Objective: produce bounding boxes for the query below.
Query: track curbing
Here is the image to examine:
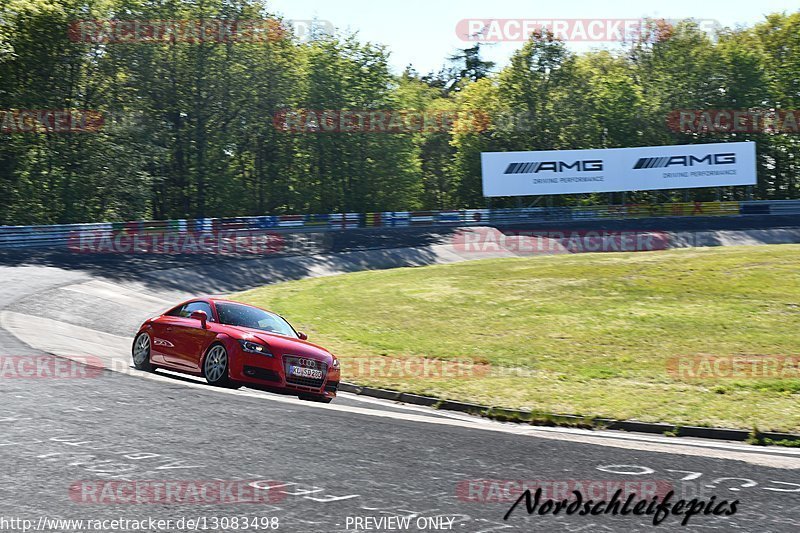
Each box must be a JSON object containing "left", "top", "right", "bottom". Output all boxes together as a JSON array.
[{"left": 340, "top": 382, "right": 800, "bottom": 445}]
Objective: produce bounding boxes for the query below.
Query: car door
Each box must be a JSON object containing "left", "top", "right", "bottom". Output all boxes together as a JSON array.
[
  {"left": 164, "top": 301, "right": 217, "bottom": 372},
  {"left": 149, "top": 305, "right": 186, "bottom": 365}
]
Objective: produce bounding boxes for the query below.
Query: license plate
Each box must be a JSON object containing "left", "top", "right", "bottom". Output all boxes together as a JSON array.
[{"left": 289, "top": 365, "right": 323, "bottom": 380}]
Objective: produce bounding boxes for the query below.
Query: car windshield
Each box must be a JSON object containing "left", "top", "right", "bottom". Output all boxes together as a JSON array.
[{"left": 215, "top": 302, "right": 298, "bottom": 338}]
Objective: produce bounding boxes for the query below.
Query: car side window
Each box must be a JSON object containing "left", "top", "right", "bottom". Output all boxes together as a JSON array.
[
  {"left": 165, "top": 305, "right": 184, "bottom": 317},
  {"left": 183, "top": 301, "right": 215, "bottom": 322}
]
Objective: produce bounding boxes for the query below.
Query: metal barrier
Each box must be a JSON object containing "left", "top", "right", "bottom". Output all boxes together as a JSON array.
[{"left": 1, "top": 200, "right": 799, "bottom": 250}]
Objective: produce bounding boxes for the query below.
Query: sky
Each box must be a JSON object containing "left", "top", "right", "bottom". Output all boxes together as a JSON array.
[{"left": 265, "top": 0, "right": 799, "bottom": 74}]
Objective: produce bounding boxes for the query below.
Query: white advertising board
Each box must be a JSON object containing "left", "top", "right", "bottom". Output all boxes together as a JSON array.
[{"left": 481, "top": 142, "right": 757, "bottom": 197}]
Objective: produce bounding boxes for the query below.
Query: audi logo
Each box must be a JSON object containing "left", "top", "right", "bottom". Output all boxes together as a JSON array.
[{"left": 297, "top": 358, "right": 317, "bottom": 368}]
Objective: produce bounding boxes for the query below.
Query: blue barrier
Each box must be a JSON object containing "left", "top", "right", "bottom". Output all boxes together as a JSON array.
[{"left": 1, "top": 200, "right": 799, "bottom": 250}]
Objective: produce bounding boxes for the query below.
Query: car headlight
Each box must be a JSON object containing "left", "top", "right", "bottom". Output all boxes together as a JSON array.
[
  {"left": 331, "top": 358, "right": 340, "bottom": 369},
  {"left": 238, "top": 339, "right": 273, "bottom": 357}
]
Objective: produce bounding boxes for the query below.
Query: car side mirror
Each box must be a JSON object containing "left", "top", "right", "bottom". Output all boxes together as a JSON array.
[
  {"left": 190, "top": 310, "right": 208, "bottom": 329},
  {"left": 297, "top": 331, "right": 308, "bottom": 341}
]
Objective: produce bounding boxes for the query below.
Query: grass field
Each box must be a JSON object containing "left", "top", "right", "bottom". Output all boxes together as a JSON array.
[{"left": 234, "top": 245, "right": 800, "bottom": 433}]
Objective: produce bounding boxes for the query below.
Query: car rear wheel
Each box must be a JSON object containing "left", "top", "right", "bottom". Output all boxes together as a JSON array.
[
  {"left": 203, "top": 344, "right": 240, "bottom": 388},
  {"left": 132, "top": 332, "right": 153, "bottom": 372}
]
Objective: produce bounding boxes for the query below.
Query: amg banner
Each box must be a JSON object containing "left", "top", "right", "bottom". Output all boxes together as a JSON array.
[{"left": 481, "top": 142, "right": 756, "bottom": 197}]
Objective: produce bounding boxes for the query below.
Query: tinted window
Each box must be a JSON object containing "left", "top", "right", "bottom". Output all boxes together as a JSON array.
[
  {"left": 165, "top": 305, "right": 183, "bottom": 317},
  {"left": 183, "top": 301, "right": 214, "bottom": 321},
  {"left": 167, "top": 301, "right": 214, "bottom": 320},
  {"left": 215, "top": 302, "right": 296, "bottom": 337}
]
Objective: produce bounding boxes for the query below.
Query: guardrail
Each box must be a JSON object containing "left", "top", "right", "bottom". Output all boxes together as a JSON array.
[{"left": 1, "top": 200, "right": 799, "bottom": 250}]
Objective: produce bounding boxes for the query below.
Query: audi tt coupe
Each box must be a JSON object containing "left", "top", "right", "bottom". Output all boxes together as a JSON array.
[{"left": 132, "top": 298, "right": 340, "bottom": 402}]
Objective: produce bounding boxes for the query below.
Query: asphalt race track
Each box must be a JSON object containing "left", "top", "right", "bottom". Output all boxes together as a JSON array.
[{"left": 1, "top": 218, "right": 800, "bottom": 533}]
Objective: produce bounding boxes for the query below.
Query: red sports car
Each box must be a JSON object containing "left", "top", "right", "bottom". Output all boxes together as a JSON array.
[{"left": 132, "top": 298, "right": 340, "bottom": 402}]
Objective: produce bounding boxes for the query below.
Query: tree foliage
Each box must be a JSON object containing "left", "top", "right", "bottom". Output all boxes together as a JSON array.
[{"left": 1, "top": 3, "right": 799, "bottom": 223}]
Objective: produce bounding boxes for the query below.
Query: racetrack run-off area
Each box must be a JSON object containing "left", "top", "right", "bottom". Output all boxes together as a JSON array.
[{"left": 235, "top": 244, "right": 800, "bottom": 433}]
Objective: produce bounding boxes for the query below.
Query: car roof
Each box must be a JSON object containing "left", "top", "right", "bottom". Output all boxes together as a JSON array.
[
  {"left": 196, "top": 298, "right": 274, "bottom": 312},
  {"left": 172, "top": 298, "right": 287, "bottom": 321},
  {"left": 183, "top": 297, "right": 245, "bottom": 304}
]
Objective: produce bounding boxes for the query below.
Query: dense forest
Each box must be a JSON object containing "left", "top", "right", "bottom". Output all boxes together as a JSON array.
[{"left": 1, "top": 1, "right": 799, "bottom": 224}]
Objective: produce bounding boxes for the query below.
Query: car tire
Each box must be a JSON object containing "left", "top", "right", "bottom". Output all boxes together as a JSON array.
[
  {"left": 298, "top": 393, "right": 333, "bottom": 404},
  {"left": 203, "top": 343, "right": 232, "bottom": 387},
  {"left": 132, "top": 332, "right": 153, "bottom": 372}
]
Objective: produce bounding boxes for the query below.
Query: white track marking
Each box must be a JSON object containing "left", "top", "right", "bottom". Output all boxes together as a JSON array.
[{"left": 2, "top": 311, "right": 130, "bottom": 367}]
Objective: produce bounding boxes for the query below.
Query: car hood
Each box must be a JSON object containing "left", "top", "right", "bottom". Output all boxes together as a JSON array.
[{"left": 225, "top": 325, "right": 334, "bottom": 363}]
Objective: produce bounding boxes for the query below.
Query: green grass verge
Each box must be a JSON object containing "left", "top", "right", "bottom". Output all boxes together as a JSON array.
[{"left": 233, "top": 245, "right": 800, "bottom": 433}]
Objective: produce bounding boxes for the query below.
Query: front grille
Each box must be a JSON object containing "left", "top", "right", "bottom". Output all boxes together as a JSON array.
[
  {"left": 287, "top": 375, "right": 326, "bottom": 389},
  {"left": 283, "top": 355, "right": 327, "bottom": 390}
]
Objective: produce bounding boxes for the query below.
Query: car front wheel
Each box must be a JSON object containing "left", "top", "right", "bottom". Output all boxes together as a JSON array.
[{"left": 203, "top": 344, "right": 240, "bottom": 388}]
